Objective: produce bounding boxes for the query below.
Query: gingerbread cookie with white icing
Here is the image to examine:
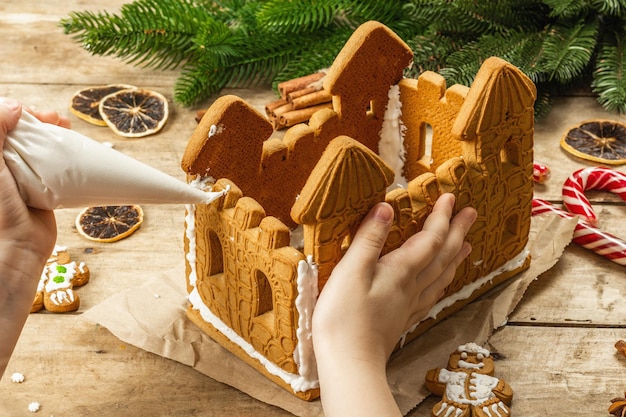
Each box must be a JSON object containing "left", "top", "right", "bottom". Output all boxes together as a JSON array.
[
  {"left": 425, "top": 343, "right": 513, "bottom": 417},
  {"left": 31, "top": 245, "right": 90, "bottom": 313}
]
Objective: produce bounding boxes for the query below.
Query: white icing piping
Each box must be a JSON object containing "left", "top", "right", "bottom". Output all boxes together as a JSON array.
[
  {"left": 293, "top": 256, "right": 319, "bottom": 386},
  {"left": 399, "top": 246, "right": 530, "bottom": 347},
  {"left": 378, "top": 84, "right": 408, "bottom": 189}
]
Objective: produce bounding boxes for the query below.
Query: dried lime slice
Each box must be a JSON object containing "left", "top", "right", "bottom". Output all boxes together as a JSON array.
[
  {"left": 560, "top": 120, "right": 626, "bottom": 165},
  {"left": 69, "top": 84, "right": 136, "bottom": 126},
  {"left": 76, "top": 205, "right": 143, "bottom": 243},
  {"left": 99, "top": 89, "right": 168, "bottom": 137}
]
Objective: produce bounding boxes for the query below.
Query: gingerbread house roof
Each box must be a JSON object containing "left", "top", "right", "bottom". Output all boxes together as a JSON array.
[{"left": 291, "top": 135, "right": 394, "bottom": 223}]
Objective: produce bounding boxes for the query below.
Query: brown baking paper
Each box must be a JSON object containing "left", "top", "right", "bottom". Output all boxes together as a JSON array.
[{"left": 82, "top": 212, "right": 576, "bottom": 417}]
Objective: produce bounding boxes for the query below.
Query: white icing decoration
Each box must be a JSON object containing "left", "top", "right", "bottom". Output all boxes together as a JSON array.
[
  {"left": 399, "top": 246, "right": 530, "bottom": 347},
  {"left": 458, "top": 360, "right": 484, "bottom": 370},
  {"left": 11, "top": 372, "right": 25, "bottom": 383},
  {"left": 378, "top": 84, "right": 408, "bottom": 190},
  {"left": 28, "top": 402, "right": 40, "bottom": 412},
  {"left": 51, "top": 245, "right": 67, "bottom": 257},
  {"left": 50, "top": 289, "right": 75, "bottom": 306},
  {"left": 439, "top": 369, "right": 499, "bottom": 406},
  {"left": 458, "top": 342, "right": 490, "bottom": 357},
  {"left": 293, "top": 256, "right": 319, "bottom": 387},
  {"left": 44, "top": 262, "right": 76, "bottom": 292}
]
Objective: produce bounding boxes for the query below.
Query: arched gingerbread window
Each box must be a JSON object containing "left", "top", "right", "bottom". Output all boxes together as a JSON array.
[
  {"left": 206, "top": 229, "right": 224, "bottom": 276},
  {"left": 254, "top": 270, "right": 273, "bottom": 316}
]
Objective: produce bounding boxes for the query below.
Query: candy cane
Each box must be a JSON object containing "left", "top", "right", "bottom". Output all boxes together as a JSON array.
[
  {"left": 532, "top": 199, "right": 626, "bottom": 266},
  {"left": 533, "top": 161, "right": 551, "bottom": 184},
  {"left": 562, "top": 167, "right": 626, "bottom": 226}
]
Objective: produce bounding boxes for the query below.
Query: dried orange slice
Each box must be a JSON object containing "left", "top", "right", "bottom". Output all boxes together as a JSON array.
[
  {"left": 99, "top": 89, "right": 169, "bottom": 137},
  {"left": 69, "top": 84, "right": 136, "bottom": 126},
  {"left": 76, "top": 205, "right": 144, "bottom": 243},
  {"left": 560, "top": 120, "right": 626, "bottom": 165}
]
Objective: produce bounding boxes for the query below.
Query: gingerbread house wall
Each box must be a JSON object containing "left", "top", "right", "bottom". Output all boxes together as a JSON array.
[
  {"left": 182, "top": 21, "right": 413, "bottom": 229},
  {"left": 188, "top": 179, "right": 306, "bottom": 374}
]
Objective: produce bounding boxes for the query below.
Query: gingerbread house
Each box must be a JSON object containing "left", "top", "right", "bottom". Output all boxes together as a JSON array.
[{"left": 181, "top": 21, "right": 536, "bottom": 400}]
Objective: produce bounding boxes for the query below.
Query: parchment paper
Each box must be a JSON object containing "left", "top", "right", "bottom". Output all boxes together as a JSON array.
[{"left": 82, "top": 212, "right": 577, "bottom": 416}]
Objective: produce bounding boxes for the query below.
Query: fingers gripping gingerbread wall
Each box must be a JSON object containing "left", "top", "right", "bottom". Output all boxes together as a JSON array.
[{"left": 182, "top": 21, "right": 535, "bottom": 400}]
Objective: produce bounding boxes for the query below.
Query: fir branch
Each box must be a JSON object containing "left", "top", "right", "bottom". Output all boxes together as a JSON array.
[
  {"left": 256, "top": 0, "right": 345, "bottom": 34},
  {"left": 592, "top": 31, "right": 626, "bottom": 113},
  {"left": 61, "top": 0, "right": 213, "bottom": 70},
  {"left": 537, "top": 19, "right": 598, "bottom": 83},
  {"left": 595, "top": 0, "right": 626, "bottom": 16},
  {"left": 543, "top": 0, "right": 589, "bottom": 18},
  {"left": 59, "top": 0, "right": 626, "bottom": 114},
  {"left": 272, "top": 28, "right": 353, "bottom": 88},
  {"left": 438, "top": 30, "right": 547, "bottom": 87}
]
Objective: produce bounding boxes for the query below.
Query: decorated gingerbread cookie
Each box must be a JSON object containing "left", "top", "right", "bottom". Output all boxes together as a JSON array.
[
  {"left": 425, "top": 343, "right": 513, "bottom": 417},
  {"left": 31, "top": 245, "right": 90, "bottom": 313}
]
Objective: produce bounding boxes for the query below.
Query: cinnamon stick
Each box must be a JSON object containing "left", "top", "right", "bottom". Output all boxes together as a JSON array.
[
  {"left": 291, "top": 89, "right": 332, "bottom": 110},
  {"left": 265, "top": 98, "right": 288, "bottom": 117},
  {"left": 278, "top": 72, "right": 326, "bottom": 99},
  {"left": 278, "top": 103, "right": 333, "bottom": 128},
  {"left": 195, "top": 109, "right": 207, "bottom": 124},
  {"left": 287, "top": 86, "right": 319, "bottom": 102}
]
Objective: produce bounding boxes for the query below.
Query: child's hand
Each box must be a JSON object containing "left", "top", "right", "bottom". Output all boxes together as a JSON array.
[{"left": 312, "top": 193, "right": 477, "bottom": 417}]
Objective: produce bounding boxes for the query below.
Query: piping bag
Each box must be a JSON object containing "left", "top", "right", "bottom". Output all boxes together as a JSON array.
[{"left": 3, "top": 111, "right": 224, "bottom": 210}]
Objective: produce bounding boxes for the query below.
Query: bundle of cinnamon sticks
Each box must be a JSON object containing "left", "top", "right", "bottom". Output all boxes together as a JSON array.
[{"left": 266, "top": 70, "right": 332, "bottom": 130}]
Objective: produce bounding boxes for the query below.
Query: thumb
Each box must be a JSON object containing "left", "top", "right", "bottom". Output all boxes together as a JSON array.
[
  {"left": 341, "top": 202, "right": 394, "bottom": 269},
  {"left": 0, "top": 98, "right": 22, "bottom": 139}
]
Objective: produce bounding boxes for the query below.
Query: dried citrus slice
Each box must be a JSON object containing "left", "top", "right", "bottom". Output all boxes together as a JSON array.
[
  {"left": 99, "top": 89, "right": 169, "bottom": 137},
  {"left": 560, "top": 120, "right": 626, "bottom": 165},
  {"left": 69, "top": 84, "right": 136, "bottom": 126},
  {"left": 76, "top": 205, "right": 144, "bottom": 243}
]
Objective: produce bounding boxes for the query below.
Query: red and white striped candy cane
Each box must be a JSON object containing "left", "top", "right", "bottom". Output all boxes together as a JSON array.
[
  {"left": 533, "top": 161, "right": 551, "bottom": 184},
  {"left": 532, "top": 199, "right": 626, "bottom": 266},
  {"left": 562, "top": 167, "right": 626, "bottom": 225}
]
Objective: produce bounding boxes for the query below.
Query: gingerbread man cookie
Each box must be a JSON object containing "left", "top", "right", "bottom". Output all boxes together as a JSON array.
[
  {"left": 31, "top": 245, "right": 90, "bottom": 313},
  {"left": 425, "top": 343, "right": 513, "bottom": 417}
]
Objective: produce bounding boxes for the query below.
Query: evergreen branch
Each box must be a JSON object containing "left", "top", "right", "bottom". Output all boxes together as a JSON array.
[
  {"left": 61, "top": 0, "right": 213, "bottom": 70},
  {"left": 272, "top": 28, "right": 353, "bottom": 89},
  {"left": 256, "top": 0, "right": 345, "bottom": 34},
  {"left": 405, "top": 32, "right": 460, "bottom": 75},
  {"left": 60, "top": 0, "right": 626, "bottom": 113},
  {"left": 592, "top": 31, "right": 626, "bottom": 113},
  {"left": 594, "top": 0, "right": 626, "bottom": 16},
  {"left": 438, "top": 30, "right": 547, "bottom": 87},
  {"left": 427, "top": 0, "right": 548, "bottom": 37},
  {"left": 542, "top": 0, "right": 589, "bottom": 18},
  {"left": 537, "top": 18, "right": 598, "bottom": 83}
]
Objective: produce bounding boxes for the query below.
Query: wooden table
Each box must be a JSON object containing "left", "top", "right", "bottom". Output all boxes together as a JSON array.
[{"left": 1, "top": 2, "right": 625, "bottom": 416}]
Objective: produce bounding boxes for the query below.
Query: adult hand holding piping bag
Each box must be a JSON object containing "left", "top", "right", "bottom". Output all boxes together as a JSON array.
[
  {"left": 0, "top": 95, "right": 224, "bottom": 378},
  {"left": 0, "top": 97, "right": 68, "bottom": 377}
]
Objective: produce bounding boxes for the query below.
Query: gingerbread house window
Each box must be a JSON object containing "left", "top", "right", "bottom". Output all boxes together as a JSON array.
[
  {"left": 254, "top": 270, "right": 273, "bottom": 317},
  {"left": 206, "top": 229, "right": 224, "bottom": 276},
  {"left": 500, "top": 134, "right": 522, "bottom": 167},
  {"left": 501, "top": 212, "right": 520, "bottom": 246},
  {"left": 417, "top": 121, "right": 435, "bottom": 170}
]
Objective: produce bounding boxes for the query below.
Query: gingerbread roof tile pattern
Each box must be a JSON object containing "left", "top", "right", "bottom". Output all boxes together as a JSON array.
[{"left": 182, "top": 21, "right": 536, "bottom": 400}]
